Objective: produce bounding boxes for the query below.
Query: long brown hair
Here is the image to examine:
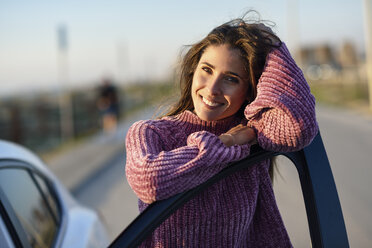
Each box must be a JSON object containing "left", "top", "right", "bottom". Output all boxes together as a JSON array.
[{"left": 166, "top": 14, "right": 281, "bottom": 117}]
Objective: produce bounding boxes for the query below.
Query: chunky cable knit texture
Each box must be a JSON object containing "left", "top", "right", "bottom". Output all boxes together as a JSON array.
[{"left": 125, "top": 43, "right": 318, "bottom": 247}]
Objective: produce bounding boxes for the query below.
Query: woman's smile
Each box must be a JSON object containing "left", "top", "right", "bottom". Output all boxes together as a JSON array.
[{"left": 201, "top": 95, "right": 224, "bottom": 108}]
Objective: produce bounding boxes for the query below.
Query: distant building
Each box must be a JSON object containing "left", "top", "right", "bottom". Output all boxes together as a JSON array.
[
  {"left": 339, "top": 41, "right": 358, "bottom": 68},
  {"left": 297, "top": 41, "right": 363, "bottom": 83},
  {"left": 298, "top": 44, "right": 339, "bottom": 68},
  {"left": 315, "top": 44, "right": 337, "bottom": 66}
]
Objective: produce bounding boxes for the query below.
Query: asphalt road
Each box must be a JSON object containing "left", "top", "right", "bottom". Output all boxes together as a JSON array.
[{"left": 74, "top": 104, "right": 372, "bottom": 247}]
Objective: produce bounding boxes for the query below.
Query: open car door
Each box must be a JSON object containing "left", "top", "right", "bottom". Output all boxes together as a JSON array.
[{"left": 109, "top": 132, "right": 349, "bottom": 248}]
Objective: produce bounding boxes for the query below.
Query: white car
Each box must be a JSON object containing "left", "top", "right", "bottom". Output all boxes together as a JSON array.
[{"left": 0, "top": 140, "right": 109, "bottom": 248}]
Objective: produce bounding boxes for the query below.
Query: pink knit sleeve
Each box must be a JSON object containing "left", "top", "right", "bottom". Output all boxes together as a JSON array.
[
  {"left": 125, "top": 120, "right": 250, "bottom": 204},
  {"left": 244, "top": 43, "right": 318, "bottom": 152}
]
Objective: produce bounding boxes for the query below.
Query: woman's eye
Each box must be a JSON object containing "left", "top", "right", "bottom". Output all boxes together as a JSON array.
[
  {"left": 225, "top": 76, "right": 239, "bottom": 83},
  {"left": 202, "top": 67, "right": 212, "bottom": 74}
]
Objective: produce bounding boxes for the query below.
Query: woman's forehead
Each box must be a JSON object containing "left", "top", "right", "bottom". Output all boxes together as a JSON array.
[{"left": 199, "top": 44, "right": 247, "bottom": 75}]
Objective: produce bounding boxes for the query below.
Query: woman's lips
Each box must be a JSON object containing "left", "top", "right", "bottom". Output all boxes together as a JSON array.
[{"left": 201, "top": 96, "right": 223, "bottom": 108}]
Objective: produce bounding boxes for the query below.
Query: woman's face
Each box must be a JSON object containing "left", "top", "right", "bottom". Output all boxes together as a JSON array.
[{"left": 191, "top": 44, "right": 249, "bottom": 121}]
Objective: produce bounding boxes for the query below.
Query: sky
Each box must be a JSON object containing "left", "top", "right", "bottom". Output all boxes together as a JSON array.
[{"left": 0, "top": 0, "right": 366, "bottom": 96}]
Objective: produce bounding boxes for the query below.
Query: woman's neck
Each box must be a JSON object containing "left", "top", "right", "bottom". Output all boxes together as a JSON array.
[{"left": 171, "top": 110, "right": 245, "bottom": 136}]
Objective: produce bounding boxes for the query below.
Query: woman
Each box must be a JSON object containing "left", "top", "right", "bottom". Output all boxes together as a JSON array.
[{"left": 125, "top": 16, "right": 318, "bottom": 247}]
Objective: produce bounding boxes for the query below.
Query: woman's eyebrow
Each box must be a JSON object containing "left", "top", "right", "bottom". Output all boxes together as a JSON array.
[
  {"left": 200, "top": 61, "right": 243, "bottom": 79},
  {"left": 226, "top": 71, "right": 242, "bottom": 79},
  {"left": 201, "top": 62, "right": 215, "bottom": 69}
]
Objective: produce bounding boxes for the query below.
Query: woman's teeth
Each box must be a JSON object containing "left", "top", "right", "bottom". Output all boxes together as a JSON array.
[{"left": 202, "top": 97, "right": 221, "bottom": 107}]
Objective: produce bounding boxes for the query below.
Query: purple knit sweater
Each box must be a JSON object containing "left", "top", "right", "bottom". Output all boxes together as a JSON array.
[{"left": 125, "top": 43, "right": 318, "bottom": 247}]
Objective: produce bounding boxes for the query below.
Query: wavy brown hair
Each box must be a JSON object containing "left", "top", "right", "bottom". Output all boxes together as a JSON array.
[{"left": 166, "top": 15, "right": 282, "bottom": 117}]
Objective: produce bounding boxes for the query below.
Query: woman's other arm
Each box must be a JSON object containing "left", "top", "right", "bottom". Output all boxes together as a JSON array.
[{"left": 125, "top": 120, "right": 250, "bottom": 204}]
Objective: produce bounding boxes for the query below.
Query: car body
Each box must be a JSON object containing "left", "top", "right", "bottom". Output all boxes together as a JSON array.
[{"left": 0, "top": 140, "right": 109, "bottom": 248}]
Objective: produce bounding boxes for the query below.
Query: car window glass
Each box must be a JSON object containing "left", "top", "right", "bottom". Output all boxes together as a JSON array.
[
  {"left": 0, "top": 168, "right": 57, "bottom": 248},
  {"left": 34, "top": 174, "right": 60, "bottom": 224}
]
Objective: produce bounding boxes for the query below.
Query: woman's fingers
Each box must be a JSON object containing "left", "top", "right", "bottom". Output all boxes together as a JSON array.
[
  {"left": 220, "top": 125, "right": 257, "bottom": 146},
  {"left": 232, "top": 127, "right": 256, "bottom": 145}
]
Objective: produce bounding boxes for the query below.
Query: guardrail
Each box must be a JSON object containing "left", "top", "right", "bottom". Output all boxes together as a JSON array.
[{"left": 110, "top": 132, "right": 349, "bottom": 248}]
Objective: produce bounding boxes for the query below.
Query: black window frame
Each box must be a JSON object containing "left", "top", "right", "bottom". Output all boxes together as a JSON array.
[
  {"left": 0, "top": 159, "right": 63, "bottom": 248},
  {"left": 109, "top": 132, "right": 350, "bottom": 248}
]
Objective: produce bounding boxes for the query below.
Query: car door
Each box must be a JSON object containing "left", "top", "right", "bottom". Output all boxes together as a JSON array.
[
  {"left": 0, "top": 160, "right": 62, "bottom": 248},
  {"left": 109, "top": 132, "right": 350, "bottom": 248}
]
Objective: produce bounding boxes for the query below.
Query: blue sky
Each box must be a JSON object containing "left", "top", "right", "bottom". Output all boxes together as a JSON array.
[{"left": 0, "top": 0, "right": 365, "bottom": 95}]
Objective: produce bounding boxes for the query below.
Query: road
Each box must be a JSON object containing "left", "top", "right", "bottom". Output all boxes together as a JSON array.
[
  {"left": 74, "top": 105, "right": 372, "bottom": 247},
  {"left": 275, "top": 104, "right": 372, "bottom": 247},
  {"left": 72, "top": 108, "right": 155, "bottom": 241}
]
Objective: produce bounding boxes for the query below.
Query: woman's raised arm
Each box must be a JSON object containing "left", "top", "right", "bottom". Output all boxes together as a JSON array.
[{"left": 244, "top": 43, "right": 318, "bottom": 152}]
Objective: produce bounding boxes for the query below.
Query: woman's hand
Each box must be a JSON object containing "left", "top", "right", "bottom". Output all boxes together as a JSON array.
[{"left": 219, "top": 124, "right": 257, "bottom": 147}]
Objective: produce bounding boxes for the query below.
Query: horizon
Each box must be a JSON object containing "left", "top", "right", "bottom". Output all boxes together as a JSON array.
[{"left": 0, "top": 0, "right": 366, "bottom": 96}]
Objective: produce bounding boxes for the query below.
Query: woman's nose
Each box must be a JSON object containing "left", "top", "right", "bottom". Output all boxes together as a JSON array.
[{"left": 207, "top": 76, "right": 222, "bottom": 95}]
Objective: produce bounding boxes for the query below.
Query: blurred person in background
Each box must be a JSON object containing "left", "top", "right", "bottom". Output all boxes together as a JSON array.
[
  {"left": 125, "top": 12, "right": 318, "bottom": 247},
  {"left": 97, "top": 77, "right": 120, "bottom": 132}
]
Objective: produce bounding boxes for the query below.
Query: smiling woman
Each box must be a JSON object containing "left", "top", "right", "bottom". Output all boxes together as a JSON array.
[{"left": 124, "top": 13, "right": 318, "bottom": 247}]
